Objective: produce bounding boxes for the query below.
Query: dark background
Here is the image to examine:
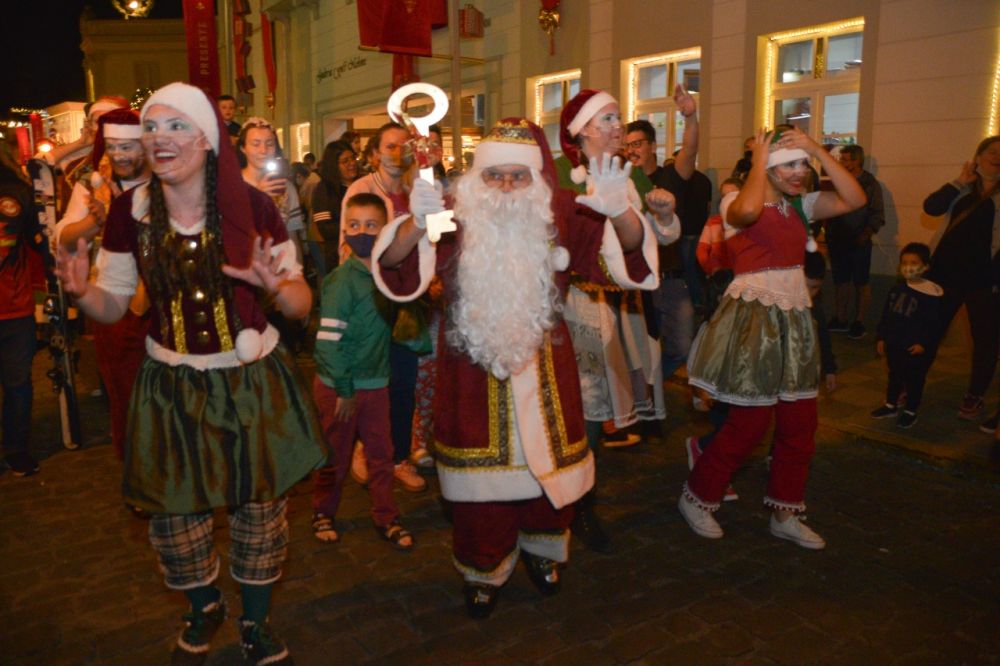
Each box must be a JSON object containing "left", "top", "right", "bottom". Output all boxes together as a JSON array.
[{"left": 2, "top": 0, "right": 184, "bottom": 115}]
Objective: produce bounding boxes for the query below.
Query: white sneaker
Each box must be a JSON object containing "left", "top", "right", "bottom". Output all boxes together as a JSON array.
[
  {"left": 769, "top": 514, "right": 826, "bottom": 550},
  {"left": 678, "top": 496, "right": 723, "bottom": 539}
]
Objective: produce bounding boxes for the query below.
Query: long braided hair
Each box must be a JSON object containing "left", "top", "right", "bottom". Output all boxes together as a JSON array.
[{"left": 143, "top": 150, "right": 235, "bottom": 308}]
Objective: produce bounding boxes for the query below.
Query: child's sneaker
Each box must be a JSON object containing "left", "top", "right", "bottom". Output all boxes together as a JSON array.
[
  {"left": 410, "top": 447, "right": 434, "bottom": 468},
  {"left": 897, "top": 410, "right": 918, "bottom": 429},
  {"left": 394, "top": 460, "right": 427, "bottom": 492},
  {"left": 958, "top": 393, "right": 984, "bottom": 420},
  {"left": 350, "top": 443, "right": 368, "bottom": 485},
  {"left": 171, "top": 599, "right": 226, "bottom": 665},
  {"left": 979, "top": 412, "right": 1000, "bottom": 435},
  {"left": 870, "top": 404, "right": 898, "bottom": 419},
  {"left": 239, "top": 620, "right": 292, "bottom": 666}
]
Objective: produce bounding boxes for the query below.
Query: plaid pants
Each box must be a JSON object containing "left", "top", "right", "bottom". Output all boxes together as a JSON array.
[{"left": 148, "top": 499, "right": 288, "bottom": 589}]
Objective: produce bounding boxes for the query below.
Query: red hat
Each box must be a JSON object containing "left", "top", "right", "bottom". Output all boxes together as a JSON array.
[
  {"left": 88, "top": 96, "right": 129, "bottom": 121},
  {"left": 558, "top": 89, "right": 617, "bottom": 169},
  {"left": 91, "top": 108, "right": 142, "bottom": 170}
]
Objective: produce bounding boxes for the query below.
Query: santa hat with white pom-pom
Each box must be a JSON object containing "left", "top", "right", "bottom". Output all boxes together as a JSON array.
[{"left": 559, "top": 89, "right": 617, "bottom": 185}]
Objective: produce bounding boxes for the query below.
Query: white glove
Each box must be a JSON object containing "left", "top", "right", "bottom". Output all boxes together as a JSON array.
[
  {"left": 409, "top": 178, "right": 445, "bottom": 230},
  {"left": 575, "top": 153, "right": 631, "bottom": 218}
]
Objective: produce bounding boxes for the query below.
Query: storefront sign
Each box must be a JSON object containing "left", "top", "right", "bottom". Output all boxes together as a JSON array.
[{"left": 317, "top": 57, "right": 368, "bottom": 84}]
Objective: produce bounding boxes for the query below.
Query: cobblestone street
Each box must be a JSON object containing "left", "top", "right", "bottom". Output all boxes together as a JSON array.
[{"left": 3, "top": 313, "right": 1000, "bottom": 664}]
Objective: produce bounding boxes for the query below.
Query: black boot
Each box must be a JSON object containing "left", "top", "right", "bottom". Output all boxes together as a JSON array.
[
  {"left": 571, "top": 491, "right": 612, "bottom": 553},
  {"left": 463, "top": 583, "right": 500, "bottom": 619},
  {"left": 522, "top": 552, "right": 561, "bottom": 596}
]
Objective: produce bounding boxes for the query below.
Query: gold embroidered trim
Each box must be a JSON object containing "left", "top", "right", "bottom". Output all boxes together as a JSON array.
[
  {"left": 433, "top": 374, "right": 510, "bottom": 465},
  {"left": 170, "top": 293, "right": 187, "bottom": 353},
  {"left": 213, "top": 297, "right": 233, "bottom": 351}
]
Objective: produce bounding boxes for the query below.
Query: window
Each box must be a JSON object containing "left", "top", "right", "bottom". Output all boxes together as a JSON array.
[
  {"left": 291, "top": 122, "right": 311, "bottom": 162},
  {"left": 760, "top": 18, "right": 864, "bottom": 145},
  {"left": 622, "top": 48, "right": 702, "bottom": 164},
  {"left": 528, "top": 69, "right": 581, "bottom": 158}
]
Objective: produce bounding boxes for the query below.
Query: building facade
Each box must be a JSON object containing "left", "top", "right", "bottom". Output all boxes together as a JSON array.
[{"left": 220, "top": 0, "right": 999, "bottom": 275}]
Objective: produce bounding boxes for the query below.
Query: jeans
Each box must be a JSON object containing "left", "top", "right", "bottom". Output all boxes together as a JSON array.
[
  {"left": 650, "top": 278, "right": 694, "bottom": 379},
  {"left": 0, "top": 316, "right": 35, "bottom": 456},
  {"left": 679, "top": 235, "right": 706, "bottom": 308}
]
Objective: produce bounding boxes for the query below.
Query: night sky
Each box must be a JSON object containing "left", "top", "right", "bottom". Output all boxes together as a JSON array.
[{"left": 2, "top": 0, "right": 184, "bottom": 115}]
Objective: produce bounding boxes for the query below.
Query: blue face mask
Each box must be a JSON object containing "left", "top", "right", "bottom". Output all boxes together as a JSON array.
[{"left": 345, "top": 232, "right": 377, "bottom": 258}]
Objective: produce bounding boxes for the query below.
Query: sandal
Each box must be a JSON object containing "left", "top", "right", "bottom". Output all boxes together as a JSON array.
[
  {"left": 375, "top": 520, "right": 414, "bottom": 551},
  {"left": 312, "top": 512, "right": 339, "bottom": 543}
]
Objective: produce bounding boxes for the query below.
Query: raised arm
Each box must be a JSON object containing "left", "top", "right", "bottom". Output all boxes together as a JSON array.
[
  {"left": 726, "top": 129, "right": 773, "bottom": 228},
  {"left": 672, "top": 84, "right": 699, "bottom": 181},
  {"left": 779, "top": 129, "right": 866, "bottom": 220}
]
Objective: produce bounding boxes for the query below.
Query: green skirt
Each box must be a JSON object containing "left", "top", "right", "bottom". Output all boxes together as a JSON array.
[
  {"left": 122, "top": 344, "right": 326, "bottom": 514},
  {"left": 687, "top": 295, "right": 819, "bottom": 406}
]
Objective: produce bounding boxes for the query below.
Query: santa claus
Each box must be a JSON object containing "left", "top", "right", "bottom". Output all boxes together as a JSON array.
[{"left": 373, "top": 118, "right": 664, "bottom": 618}]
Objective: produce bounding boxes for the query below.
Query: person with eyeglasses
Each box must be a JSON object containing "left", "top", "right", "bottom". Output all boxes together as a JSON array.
[
  {"left": 373, "top": 117, "right": 660, "bottom": 618},
  {"left": 553, "top": 89, "right": 680, "bottom": 553}
]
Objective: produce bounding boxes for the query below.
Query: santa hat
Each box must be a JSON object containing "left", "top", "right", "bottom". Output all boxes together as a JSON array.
[
  {"left": 141, "top": 82, "right": 221, "bottom": 153},
  {"left": 559, "top": 89, "right": 617, "bottom": 182},
  {"left": 140, "top": 82, "right": 262, "bottom": 362},
  {"left": 91, "top": 108, "right": 142, "bottom": 170},
  {"left": 477, "top": 117, "right": 559, "bottom": 194},
  {"left": 88, "top": 96, "right": 129, "bottom": 120},
  {"left": 767, "top": 129, "right": 809, "bottom": 169},
  {"left": 474, "top": 119, "right": 544, "bottom": 172}
]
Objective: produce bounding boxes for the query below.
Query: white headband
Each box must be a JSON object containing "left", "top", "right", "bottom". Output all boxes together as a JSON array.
[
  {"left": 103, "top": 123, "right": 143, "bottom": 140},
  {"left": 767, "top": 147, "right": 809, "bottom": 169},
  {"left": 567, "top": 91, "right": 618, "bottom": 137},
  {"left": 141, "top": 82, "right": 220, "bottom": 154}
]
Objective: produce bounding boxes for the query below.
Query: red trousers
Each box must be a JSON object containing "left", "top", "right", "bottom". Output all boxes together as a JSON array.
[
  {"left": 312, "top": 378, "right": 398, "bottom": 527},
  {"left": 686, "top": 399, "right": 817, "bottom": 513},
  {"left": 451, "top": 496, "right": 574, "bottom": 585},
  {"left": 93, "top": 311, "right": 149, "bottom": 460}
]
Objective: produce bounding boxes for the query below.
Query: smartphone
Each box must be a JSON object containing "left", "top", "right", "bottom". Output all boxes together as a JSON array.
[{"left": 264, "top": 157, "right": 289, "bottom": 179}]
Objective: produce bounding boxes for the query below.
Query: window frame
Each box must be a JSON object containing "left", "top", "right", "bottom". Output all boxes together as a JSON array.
[
  {"left": 622, "top": 48, "right": 702, "bottom": 162},
  {"left": 527, "top": 69, "right": 581, "bottom": 158},
  {"left": 758, "top": 18, "right": 865, "bottom": 145}
]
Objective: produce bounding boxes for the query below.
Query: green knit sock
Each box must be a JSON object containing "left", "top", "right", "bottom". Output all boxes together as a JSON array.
[
  {"left": 240, "top": 583, "right": 273, "bottom": 624},
  {"left": 185, "top": 585, "right": 221, "bottom": 613}
]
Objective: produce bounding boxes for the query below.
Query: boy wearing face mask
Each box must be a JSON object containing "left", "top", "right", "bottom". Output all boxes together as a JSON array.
[
  {"left": 871, "top": 243, "right": 942, "bottom": 428},
  {"left": 311, "top": 193, "right": 415, "bottom": 550}
]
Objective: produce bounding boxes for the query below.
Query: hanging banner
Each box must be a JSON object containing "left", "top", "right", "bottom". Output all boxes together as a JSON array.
[
  {"left": 260, "top": 8, "right": 277, "bottom": 110},
  {"left": 357, "top": 0, "right": 447, "bottom": 57},
  {"left": 183, "top": 0, "right": 221, "bottom": 97}
]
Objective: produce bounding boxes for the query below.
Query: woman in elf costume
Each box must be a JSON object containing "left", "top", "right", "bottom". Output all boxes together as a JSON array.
[{"left": 678, "top": 128, "right": 864, "bottom": 549}]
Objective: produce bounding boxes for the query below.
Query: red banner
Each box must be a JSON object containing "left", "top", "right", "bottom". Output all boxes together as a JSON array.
[
  {"left": 261, "top": 9, "right": 277, "bottom": 108},
  {"left": 358, "top": 0, "right": 447, "bottom": 57},
  {"left": 183, "top": 0, "right": 221, "bottom": 98}
]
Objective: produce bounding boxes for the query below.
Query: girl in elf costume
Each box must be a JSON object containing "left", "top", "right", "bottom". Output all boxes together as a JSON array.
[{"left": 678, "top": 127, "right": 864, "bottom": 549}]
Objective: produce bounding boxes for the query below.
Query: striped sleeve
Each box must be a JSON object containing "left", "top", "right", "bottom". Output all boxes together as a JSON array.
[{"left": 314, "top": 272, "right": 357, "bottom": 397}]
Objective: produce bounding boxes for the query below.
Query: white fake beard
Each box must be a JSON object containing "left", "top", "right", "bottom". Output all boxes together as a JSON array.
[{"left": 448, "top": 169, "right": 561, "bottom": 379}]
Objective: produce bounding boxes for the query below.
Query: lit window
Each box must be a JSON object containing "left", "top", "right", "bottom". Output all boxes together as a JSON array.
[
  {"left": 759, "top": 18, "right": 864, "bottom": 145},
  {"left": 529, "top": 69, "right": 581, "bottom": 157},
  {"left": 623, "top": 48, "right": 701, "bottom": 164}
]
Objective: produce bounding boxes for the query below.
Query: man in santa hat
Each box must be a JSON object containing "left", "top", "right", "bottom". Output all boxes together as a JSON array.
[
  {"left": 373, "top": 118, "right": 669, "bottom": 618},
  {"left": 55, "top": 108, "right": 152, "bottom": 471},
  {"left": 554, "top": 89, "right": 681, "bottom": 551}
]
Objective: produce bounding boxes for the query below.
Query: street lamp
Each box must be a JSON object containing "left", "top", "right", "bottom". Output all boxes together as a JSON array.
[{"left": 112, "top": 0, "right": 154, "bottom": 19}]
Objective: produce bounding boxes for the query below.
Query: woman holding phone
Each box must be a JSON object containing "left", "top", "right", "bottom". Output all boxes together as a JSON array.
[{"left": 239, "top": 118, "right": 305, "bottom": 263}]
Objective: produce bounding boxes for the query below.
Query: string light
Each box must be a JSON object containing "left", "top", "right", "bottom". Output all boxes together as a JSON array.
[
  {"left": 988, "top": 33, "right": 1000, "bottom": 136},
  {"left": 624, "top": 48, "right": 701, "bottom": 121},
  {"left": 759, "top": 18, "right": 865, "bottom": 130},
  {"left": 531, "top": 69, "right": 581, "bottom": 125}
]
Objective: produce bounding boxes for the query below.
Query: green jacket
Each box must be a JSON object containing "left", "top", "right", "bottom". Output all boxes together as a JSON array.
[{"left": 314, "top": 255, "right": 393, "bottom": 397}]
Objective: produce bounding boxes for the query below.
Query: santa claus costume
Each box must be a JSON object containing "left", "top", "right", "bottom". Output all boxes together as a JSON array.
[{"left": 372, "top": 118, "right": 658, "bottom": 617}]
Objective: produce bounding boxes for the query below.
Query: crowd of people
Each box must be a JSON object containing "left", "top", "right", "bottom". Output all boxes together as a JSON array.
[{"left": 0, "top": 80, "right": 997, "bottom": 665}]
